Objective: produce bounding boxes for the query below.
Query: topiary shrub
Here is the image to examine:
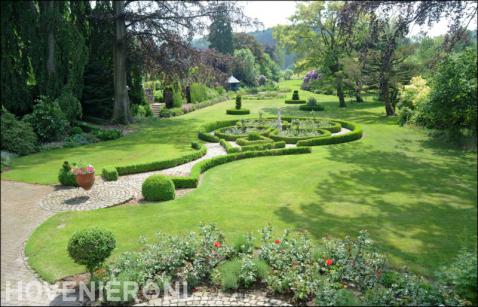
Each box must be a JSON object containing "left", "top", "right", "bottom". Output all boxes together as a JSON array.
[
  {"left": 292, "top": 90, "right": 300, "bottom": 100},
  {"left": 102, "top": 167, "right": 118, "bottom": 181},
  {"left": 23, "top": 95, "right": 69, "bottom": 142},
  {"left": 235, "top": 95, "right": 242, "bottom": 110},
  {"left": 55, "top": 89, "right": 83, "bottom": 122},
  {"left": 142, "top": 174, "right": 175, "bottom": 201},
  {"left": 58, "top": 161, "right": 78, "bottom": 186},
  {"left": 1, "top": 107, "right": 38, "bottom": 155},
  {"left": 67, "top": 227, "right": 116, "bottom": 277}
]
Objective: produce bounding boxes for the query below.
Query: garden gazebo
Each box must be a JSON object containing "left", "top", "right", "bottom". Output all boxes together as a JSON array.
[{"left": 227, "top": 75, "right": 240, "bottom": 91}]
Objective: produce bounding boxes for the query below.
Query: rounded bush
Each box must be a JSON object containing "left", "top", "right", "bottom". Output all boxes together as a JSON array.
[
  {"left": 1, "top": 108, "right": 38, "bottom": 155},
  {"left": 55, "top": 90, "right": 82, "bottom": 122},
  {"left": 102, "top": 167, "right": 118, "bottom": 181},
  {"left": 67, "top": 227, "right": 116, "bottom": 274},
  {"left": 58, "top": 161, "right": 78, "bottom": 186},
  {"left": 142, "top": 174, "right": 175, "bottom": 201},
  {"left": 226, "top": 109, "right": 250, "bottom": 115}
]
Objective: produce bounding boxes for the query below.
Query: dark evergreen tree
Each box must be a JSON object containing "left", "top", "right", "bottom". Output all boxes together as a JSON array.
[
  {"left": 208, "top": 3, "right": 234, "bottom": 55},
  {"left": 0, "top": 1, "right": 38, "bottom": 115}
]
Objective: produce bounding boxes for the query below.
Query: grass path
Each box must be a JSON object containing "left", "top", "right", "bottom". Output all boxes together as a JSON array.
[{"left": 19, "top": 81, "right": 478, "bottom": 283}]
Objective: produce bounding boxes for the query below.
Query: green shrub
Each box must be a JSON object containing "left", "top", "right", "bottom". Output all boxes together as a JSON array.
[
  {"left": 159, "top": 107, "right": 184, "bottom": 118},
  {"left": 67, "top": 227, "right": 116, "bottom": 276},
  {"left": 219, "top": 139, "right": 242, "bottom": 154},
  {"left": 232, "top": 234, "right": 255, "bottom": 255},
  {"left": 172, "top": 85, "right": 183, "bottom": 108},
  {"left": 104, "top": 271, "right": 137, "bottom": 303},
  {"left": 58, "top": 161, "right": 78, "bottom": 186},
  {"left": 437, "top": 249, "right": 477, "bottom": 304},
  {"left": 213, "top": 256, "right": 270, "bottom": 291},
  {"left": 236, "top": 135, "right": 273, "bottom": 146},
  {"left": 70, "top": 126, "right": 84, "bottom": 135},
  {"left": 190, "top": 83, "right": 209, "bottom": 103},
  {"left": 235, "top": 95, "right": 242, "bottom": 110},
  {"left": 95, "top": 129, "right": 122, "bottom": 141},
  {"left": 24, "top": 96, "right": 69, "bottom": 142},
  {"left": 226, "top": 109, "right": 250, "bottom": 115},
  {"left": 292, "top": 90, "right": 300, "bottom": 100},
  {"left": 115, "top": 142, "right": 207, "bottom": 175},
  {"left": 1, "top": 108, "right": 38, "bottom": 155},
  {"left": 142, "top": 174, "right": 175, "bottom": 201},
  {"left": 102, "top": 167, "right": 118, "bottom": 181},
  {"left": 214, "top": 258, "right": 241, "bottom": 291},
  {"left": 398, "top": 107, "right": 414, "bottom": 126},
  {"left": 55, "top": 89, "right": 82, "bottom": 122},
  {"left": 1, "top": 151, "right": 17, "bottom": 171},
  {"left": 285, "top": 99, "right": 306, "bottom": 104},
  {"left": 398, "top": 76, "right": 430, "bottom": 110}
]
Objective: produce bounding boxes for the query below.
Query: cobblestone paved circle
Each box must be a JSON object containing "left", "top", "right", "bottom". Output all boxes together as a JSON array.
[
  {"left": 136, "top": 290, "right": 291, "bottom": 306},
  {"left": 39, "top": 182, "right": 134, "bottom": 212}
]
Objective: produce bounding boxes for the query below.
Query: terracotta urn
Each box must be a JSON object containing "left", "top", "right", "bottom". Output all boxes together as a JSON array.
[{"left": 75, "top": 172, "right": 95, "bottom": 190}]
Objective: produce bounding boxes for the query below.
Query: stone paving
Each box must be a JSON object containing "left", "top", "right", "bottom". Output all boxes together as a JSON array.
[{"left": 136, "top": 290, "right": 291, "bottom": 306}]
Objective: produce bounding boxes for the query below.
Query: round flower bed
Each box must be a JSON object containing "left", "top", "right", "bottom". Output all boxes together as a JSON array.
[
  {"left": 226, "top": 109, "right": 250, "bottom": 115},
  {"left": 268, "top": 128, "right": 331, "bottom": 144},
  {"left": 142, "top": 174, "right": 175, "bottom": 201},
  {"left": 214, "top": 126, "right": 272, "bottom": 141}
]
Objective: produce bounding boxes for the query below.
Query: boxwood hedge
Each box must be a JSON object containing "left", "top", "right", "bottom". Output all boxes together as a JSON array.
[
  {"left": 226, "top": 109, "right": 250, "bottom": 115},
  {"left": 297, "top": 120, "right": 363, "bottom": 146},
  {"left": 102, "top": 167, "right": 118, "bottom": 181},
  {"left": 197, "top": 120, "right": 240, "bottom": 143},
  {"left": 236, "top": 135, "right": 273, "bottom": 146},
  {"left": 299, "top": 104, "right": 325, "bottom": 111},
  {"left": 115, "top": 142, "right": 207, "bottom": 175}
]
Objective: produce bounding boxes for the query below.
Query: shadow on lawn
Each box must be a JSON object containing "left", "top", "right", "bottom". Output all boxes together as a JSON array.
[{"left": 274, "top": 142, "right": 477, "bottom": 275}]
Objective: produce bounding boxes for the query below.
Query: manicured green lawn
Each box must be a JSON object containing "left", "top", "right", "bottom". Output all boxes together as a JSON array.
[{"left": 22, "top": 82, "right": 477, "bottom": 283}]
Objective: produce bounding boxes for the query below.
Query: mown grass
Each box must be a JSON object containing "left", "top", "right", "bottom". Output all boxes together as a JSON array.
[{"left": 21, "top": 81, "right": 477, "bottom": 283}]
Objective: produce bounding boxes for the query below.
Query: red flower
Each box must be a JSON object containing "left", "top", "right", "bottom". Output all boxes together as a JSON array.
[
  {"left": 213, "top": 241, "right": 221, "bottom": 248},
  {"left": 326, "top": 259, "right": 333, "bottom": 266},
  {"left": 274, "top": 239, "right": 281, "bottom": 244}
]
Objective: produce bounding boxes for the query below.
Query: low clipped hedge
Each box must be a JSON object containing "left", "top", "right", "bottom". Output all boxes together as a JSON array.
[
  {"left": 102, "top": 167, "right": 118, "bottom": 181},
  {"left": 268, "top": 129, "right": 332, "bottom": 144},
  {"left": 197, "top": 120, "right": 240, "bottom": 143},
  {"left": 299, "top": 104, "right": 325, "bottom": 111},
  {"left": 297, "top": 120, "right": 363, "bottom": 146},
  {"left": 170, "top": 147, "right": 311, "bottom": 189},
  {"left": 236, "top": 135, "right": 273, "bottom": 146},
  {"left": 285, "top": 99, "right": 306, "bottom": 104},
  {"left": 219, "top": 139, "right": 241, "bottom": 154},
  {"left": 115, "top": 142, "right": 207, "bottom": 175},
  {"left": 241, "top": 141, "right": 285, "bottom": 152},
  {"left": 142, "top": 174, "right": 175, "bottom": 201},
  {"left": 226, "top": 109, "right": 250, "bottom": 115},
  {"left": 214, "top": 127, "right": 272, "bottom": 142}
]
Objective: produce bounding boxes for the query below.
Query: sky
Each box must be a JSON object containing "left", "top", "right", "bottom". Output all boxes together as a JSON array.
[{"left": 240, "top": 1, "right": 477, "bottom": 37}]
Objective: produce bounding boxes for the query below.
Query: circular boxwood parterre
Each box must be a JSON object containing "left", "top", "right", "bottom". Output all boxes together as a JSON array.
[
  {"left": 268, "top": 128, "right": 332, "bottom": 144},
  {"left": 142, "top": 174, "right": 176, "bottom": 201},
  {"left": 226, "top": 109, "right": 250, "bottom": 115}
]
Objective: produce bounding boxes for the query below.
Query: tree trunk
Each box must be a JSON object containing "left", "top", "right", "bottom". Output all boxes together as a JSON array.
[
  {"left": 164, "top": 87, "right": 173, "bottom": 108},
  {"left": 112, "top": 0, "right": 132, "bottom": 124},
  {"left": 336, "top": 80, "right": 346, "bottom": 108},
  {"left": 355, "top": 82, "right": 363, "bottom": 103}
]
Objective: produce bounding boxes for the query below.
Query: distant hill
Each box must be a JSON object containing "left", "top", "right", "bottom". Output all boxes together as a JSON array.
[{"left": 191, "top": 28, "right": 296, "bottom": 69}]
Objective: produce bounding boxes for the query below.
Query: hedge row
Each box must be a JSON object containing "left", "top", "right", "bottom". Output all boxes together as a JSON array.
[
  {"left": 169, "top": 146, "right": 312, "bottom": 189},
  {"left": 219, "top": 138, "right": 241, "bottom": 154},
  {"left": 197, "top": 120, "right": 240, "bottom": 143},
  {"left": 214, "top": 127, "right": 272, "bottom": 142},
  {"left": 115, "top": 142, "right": 207, "bottom": 175},
  {"left": 236, "top": 135, "right": 273, "bottom": 146},
  {"left": 102, "top": 167, "right": 118, "bottom": 181},
  {"left": 268, "top": 129, "right": 332, "bottom": 144},
  {"left": 299, "top": 104, "right": 325, "bottom": 111},
  {"left": 241, "top": 141, "right": 285, "bottom": 152},
  {"left": 226, "top": 109, "right": 250, "bottom": 115},
  {"left": 297, "top": 120, "right": 363, "bottom": 146},
  {"left": 285, "top": 99, "right": 306, "bottom": 104}
]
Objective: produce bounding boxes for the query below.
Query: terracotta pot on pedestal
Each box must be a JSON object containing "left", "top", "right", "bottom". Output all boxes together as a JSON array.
[{"left": 75, "top": 173, "right": 95, "bottom": 190}]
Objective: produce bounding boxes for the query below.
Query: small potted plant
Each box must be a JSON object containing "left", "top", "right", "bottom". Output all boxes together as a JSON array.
[{"left": 72, "top": 163, "right": 96, "bottom": 190}]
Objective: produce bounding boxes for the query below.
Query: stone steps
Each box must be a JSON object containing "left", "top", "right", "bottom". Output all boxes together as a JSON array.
[{"left": 150, "top": 103, "right": 164, "bottom": 117}]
